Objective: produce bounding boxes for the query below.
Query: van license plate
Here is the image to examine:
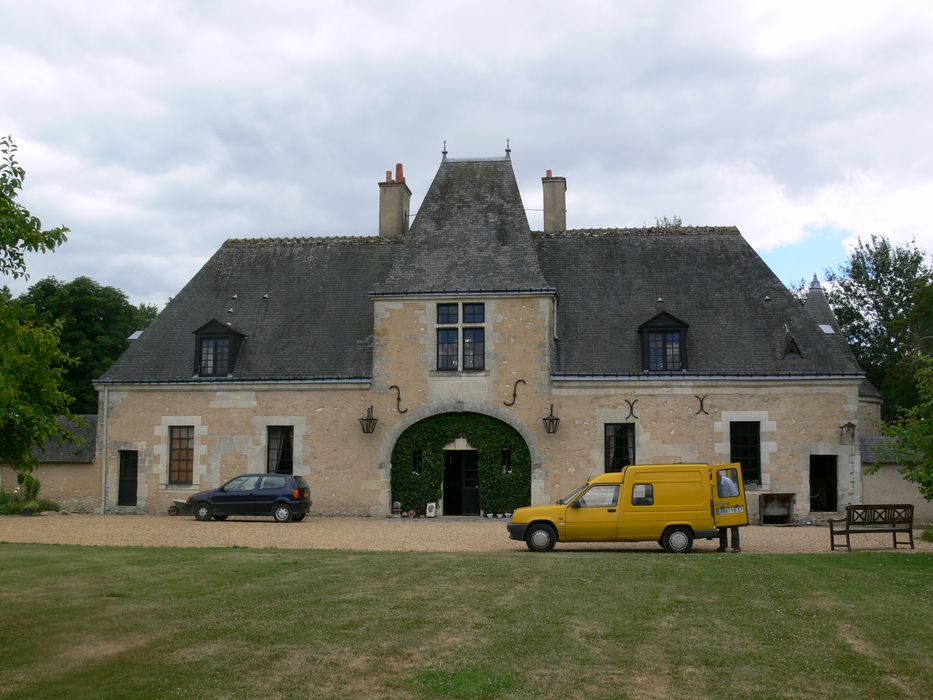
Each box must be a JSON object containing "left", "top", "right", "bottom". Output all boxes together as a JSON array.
[{"left": 717, "top": 506, "right": 744, "bottom": 515}]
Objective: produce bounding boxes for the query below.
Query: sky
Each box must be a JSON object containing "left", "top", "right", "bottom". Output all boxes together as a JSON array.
[{"left": 2, "top": 0, "right": 932, "bottom": 308}]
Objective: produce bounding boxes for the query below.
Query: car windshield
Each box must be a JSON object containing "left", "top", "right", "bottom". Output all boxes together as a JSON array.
[{"left": 558, "top": 483, "right": 588, "bottom": 505}]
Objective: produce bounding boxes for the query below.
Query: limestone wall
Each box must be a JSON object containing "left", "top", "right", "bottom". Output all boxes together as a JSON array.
[
  {"left": 98, "top": 295, "right": 868, "bottom": 520},
  {"left": 862, "top": 464, "right": 933, "bottom": 524},
  {"left": 0, "top": 463, "right": 99, "bottom": 512}
]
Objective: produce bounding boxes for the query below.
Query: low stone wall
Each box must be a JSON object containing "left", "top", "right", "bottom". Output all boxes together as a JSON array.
[
  {"left": 0, "top": 463, "right": 99, "bottom": 513},
  {"left": 862, "top": 464, "right": 933, "bottom": 524}
]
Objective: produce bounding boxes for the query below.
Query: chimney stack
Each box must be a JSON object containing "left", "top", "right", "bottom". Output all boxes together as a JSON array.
[
  {"left": 378, "top": 162, "right": 411, "bottom": 238},
  {"left": 542, "top": 169, "right": 567, "bottom": 233}
]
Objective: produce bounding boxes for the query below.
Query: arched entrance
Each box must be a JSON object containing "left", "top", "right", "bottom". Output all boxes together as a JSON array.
[{"left": 390, "top": 412, "right": 532, "bottom": 516}]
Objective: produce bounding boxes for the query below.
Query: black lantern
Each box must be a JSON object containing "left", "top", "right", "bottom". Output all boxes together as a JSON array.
[
  {"left": 359, "top": 405, "right": 378, "bottom": 434},
  {"left": 542, "top": 404, "right": 560, "bottom": 434}
]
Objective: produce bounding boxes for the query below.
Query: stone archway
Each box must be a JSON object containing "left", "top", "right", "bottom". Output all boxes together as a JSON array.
[{"left": 387, "top": 411, "right": 533, "bottom": 517}]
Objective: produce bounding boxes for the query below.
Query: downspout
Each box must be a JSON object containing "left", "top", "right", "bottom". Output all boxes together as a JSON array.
[{"left": 99, "top": 386, "right": 108, "bottom": 514}]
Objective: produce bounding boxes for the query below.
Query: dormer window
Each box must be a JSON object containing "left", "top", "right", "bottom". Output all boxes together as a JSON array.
[
  {"left": 200, "top": 337, "right": 230, "bottom": 375},
  {"left": 193, "top": 320, "right": 245, "bottom": 377},
  {"left": 638, "top": 312, "right": 688, "bottom": 372}
]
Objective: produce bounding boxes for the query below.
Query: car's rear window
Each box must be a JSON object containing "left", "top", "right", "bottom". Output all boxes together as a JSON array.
[
  {"left": 260, "top": 475, "right": 287, "bottom": 490},
  {"left": 294, "top": 476, "right": 310, "bottom": 490}
]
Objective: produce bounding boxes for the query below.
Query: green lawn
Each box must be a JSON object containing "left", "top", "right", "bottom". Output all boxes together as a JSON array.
[{"left": 0, "top": 545, "right": 931, "bottom": 699}]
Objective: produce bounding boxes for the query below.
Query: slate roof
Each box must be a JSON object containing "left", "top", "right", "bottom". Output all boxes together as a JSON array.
[
  {"left": 99, "top": 237, "right": 399, "bottom": 382},
  {"left": 861, "top": 436, "right": 896, "bottom": 463},
  {"left": 99, "top": 156, "right": 862, "bottom": 383},
  {"left": 374, "top": 158, "right": 551, "bottom": 295},
  {"left": 534, "top": 228, "right": 861, "bottom": 376},
  {"left": 33, "top": 415, "right": 97, "bottom": 463}
]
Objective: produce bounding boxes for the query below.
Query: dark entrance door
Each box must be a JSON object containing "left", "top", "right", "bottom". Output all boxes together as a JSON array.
[
  {"left": 444, "top": 451, "right": 480, "bottom": 516},
  {"left": 810, "top": 455, "right": 838, "bottom": 512},
  {"left": 117, "top": 450, "right": 138, "bottom": 506}
]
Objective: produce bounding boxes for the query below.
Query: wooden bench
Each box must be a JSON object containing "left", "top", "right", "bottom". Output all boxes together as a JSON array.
[{"left": 829, "top": 504, "right": 915, "bottom": 551}]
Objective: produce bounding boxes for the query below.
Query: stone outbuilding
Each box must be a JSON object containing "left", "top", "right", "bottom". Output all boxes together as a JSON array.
[
  {"left": 94, "top": 151, "right": 894, "bottom": 522},
  {"left": 0, "top": 414, "right": 99, "bottom": 512}
]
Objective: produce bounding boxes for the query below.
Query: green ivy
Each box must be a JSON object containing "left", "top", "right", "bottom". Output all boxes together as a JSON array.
[{"left": 390, "top": 413, "right": 531, "bottom": 515}]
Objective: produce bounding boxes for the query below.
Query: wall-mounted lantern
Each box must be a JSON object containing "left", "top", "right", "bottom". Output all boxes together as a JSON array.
[
  {"left": 838, "top": 421, "right": 856, "bottom": 444},
  {"left": 542, "top": 404, "right": 560, "bottom": 434},
  {"left": 359, "top": 406, "right": 378, "bottom": 434}
]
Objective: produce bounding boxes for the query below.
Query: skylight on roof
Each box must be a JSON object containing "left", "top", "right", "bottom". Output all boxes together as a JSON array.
[{"left": 819, "top": 324, "right": 835, "bottom": 334}]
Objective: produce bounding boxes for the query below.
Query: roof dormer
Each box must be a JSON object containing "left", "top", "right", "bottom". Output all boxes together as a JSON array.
[
  {"left": 638, "top": 311, "right": 689, "bottom": 372},
  {"left": 193, "top": 320, "right": 246, "bottom": 377}
]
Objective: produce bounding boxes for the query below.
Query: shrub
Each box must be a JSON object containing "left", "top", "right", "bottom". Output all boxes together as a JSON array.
[
  {"left": 922, "top": 526, "right": 933, "bottom": 543},
  {"left": 0, "top": 489, "right": 60, "bottom": 515}
]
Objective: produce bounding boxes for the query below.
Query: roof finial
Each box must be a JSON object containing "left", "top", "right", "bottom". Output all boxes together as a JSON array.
[
  {"left": 505, "top": 138, "right": 511, "bottom": 158},
  {"left": 810, "top": 273, "right": 821, "bottom": 289},
  {"left": 442, "top": 140, "right": 447, "bottom": 161}
]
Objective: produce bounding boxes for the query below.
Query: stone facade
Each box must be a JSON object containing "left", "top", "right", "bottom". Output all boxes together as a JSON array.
[{"left": 99, "top": 293, "right": 867, "bottom": 522}]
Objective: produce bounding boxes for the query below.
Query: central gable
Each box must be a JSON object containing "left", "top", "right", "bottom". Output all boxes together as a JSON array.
[{"left": 374, "top": 157, "right": 552, "bottom": 295}]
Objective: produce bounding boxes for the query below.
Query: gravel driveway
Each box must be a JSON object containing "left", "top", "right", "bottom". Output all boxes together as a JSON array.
[{"left": 1, "top": 513, "right": 930, "bottom": 553}]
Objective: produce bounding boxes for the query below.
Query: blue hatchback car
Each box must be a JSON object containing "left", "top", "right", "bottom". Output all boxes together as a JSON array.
[{"left": 187, "top": 473, "right": 312, "bottom": 523}]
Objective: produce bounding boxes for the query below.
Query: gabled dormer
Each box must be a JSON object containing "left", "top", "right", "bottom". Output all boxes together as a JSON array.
[
  {"left": 193, "top": 320, "right": 246, "bottom": 377},
  {"left": 638, "top": 311, "right": 688, "bottom": 372},
  {"left": 782, "top": 333, "right": 802, "bottom": 359}
]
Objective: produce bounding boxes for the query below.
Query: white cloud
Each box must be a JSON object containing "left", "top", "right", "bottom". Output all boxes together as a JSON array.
[{"left": 2, "top": 0, "right": 933, "bottom": 306}]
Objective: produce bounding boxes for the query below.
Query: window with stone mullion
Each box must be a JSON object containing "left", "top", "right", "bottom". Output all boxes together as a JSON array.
[{"left": 462, "top": 328, "right": 485, "bottom": 370}]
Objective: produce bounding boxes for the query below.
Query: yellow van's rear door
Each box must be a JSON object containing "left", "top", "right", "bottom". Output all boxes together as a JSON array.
[{"left": 712, "top": 463, "right": 749, "bottom": 527}]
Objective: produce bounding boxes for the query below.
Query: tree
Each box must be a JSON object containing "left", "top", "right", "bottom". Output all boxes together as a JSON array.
[
  {"left": 1, "top": 135, "right": 68, "bottom": 279},
  {"left": 0, "top": 303, "right": 75, "bottom": 495},
  {"left": 0, "top": 135, "right": 72, "bottom": 493},
  {"left": 883, "top": 356, "right": 933, "bottom": 501},
  {"left": 825, "top": 235, "right": 932, "bottom": 415},
  {"left": 16, "top": 277, "right": 158, "bottom": 413}
]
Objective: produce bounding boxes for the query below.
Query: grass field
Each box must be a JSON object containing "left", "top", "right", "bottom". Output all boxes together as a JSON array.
[{"left": 0, "top": 545, "right": 931, "bottom": 699}]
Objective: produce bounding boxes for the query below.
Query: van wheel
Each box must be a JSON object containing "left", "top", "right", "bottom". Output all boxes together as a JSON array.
[
  {"left": 662, "top": 527, "right": 693, "bottom": 553},
  {"left": 526, "top": 524, "right": 557, "bottom": 552}
]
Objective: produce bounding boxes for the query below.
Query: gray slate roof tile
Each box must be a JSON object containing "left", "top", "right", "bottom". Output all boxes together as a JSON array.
[{"left": 99, "top": 159, "right": 861, "bottom": 383}]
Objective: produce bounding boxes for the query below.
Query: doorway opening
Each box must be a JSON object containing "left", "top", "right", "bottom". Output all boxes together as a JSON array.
[
  {"left": 810, "top": 455, "right": 838, "bottom": 512},
  {"left": 117, "top": 450, "right": 138, "bottom": 506},
  {"left": 444, "top": 450, "right": 479, "bottom": 516}
]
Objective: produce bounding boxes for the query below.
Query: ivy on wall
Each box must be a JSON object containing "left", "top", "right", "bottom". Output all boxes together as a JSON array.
[{"left": 390, "top": 412, "right": 531, "bottom": 515}]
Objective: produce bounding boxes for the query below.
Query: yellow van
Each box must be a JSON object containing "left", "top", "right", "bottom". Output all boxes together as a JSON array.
[{"left": 507, "top": 463, "right": 748, "bottom": 553}]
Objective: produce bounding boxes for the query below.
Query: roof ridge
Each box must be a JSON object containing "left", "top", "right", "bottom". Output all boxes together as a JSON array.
[
  {"left": 224, "top": 235, "right": 399, "bottom": 247},
  {"left": 532, "top": 226, "right": 741, "bottom": 239}
]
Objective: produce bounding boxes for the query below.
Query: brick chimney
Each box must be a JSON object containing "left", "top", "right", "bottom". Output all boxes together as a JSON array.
[
  {"left": 542, "top": 169, "right": 566, "bottom": 233},
  {"left": 378, "top": 163, "right": 411, "bottom": 239}
]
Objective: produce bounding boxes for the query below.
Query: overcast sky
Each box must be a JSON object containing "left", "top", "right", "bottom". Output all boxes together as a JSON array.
[{"left": 3, "top": 0, "right": 932, "bottom": 308}]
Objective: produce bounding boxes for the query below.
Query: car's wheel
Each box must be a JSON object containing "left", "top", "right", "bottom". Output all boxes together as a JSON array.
[
  {"left": 273, "top": 503, "right": 293, "bottom": 523},
  {"left": 662, "top": 526, "right": 694, "bottom": 553},
  {"left": 167, "top": 504, "right": 179, "bottom": 516},
  {"left": 193, "top": 503, "right": 212, "bottom": 522},
  {"left": 525, "top": 523, "right": 557, "bottom": 552},
  {"left": 213, "top": 515, "right": 228, "bottom": 521},
  {"left": 291, "top": 513, "right": 306, "bottom": 522}
]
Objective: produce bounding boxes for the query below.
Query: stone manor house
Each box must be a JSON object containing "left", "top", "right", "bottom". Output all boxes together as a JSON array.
[{"left": 92, "top": 150, "right": 894, "bottom": 522}]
